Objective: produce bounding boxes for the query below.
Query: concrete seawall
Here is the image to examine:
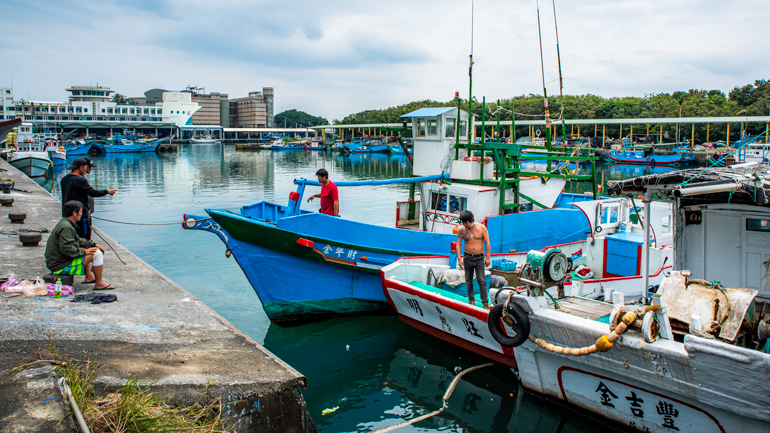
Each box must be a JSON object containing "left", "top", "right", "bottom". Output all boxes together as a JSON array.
[{"left": 0, "top": 159, "right": 315, "bottom": 432}]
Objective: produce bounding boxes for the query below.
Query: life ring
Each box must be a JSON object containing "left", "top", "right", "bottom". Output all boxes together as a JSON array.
[
  {"left": 225, "top": 248, "right": 232, "bottom": 258},
  {"left": 487, "top": 303, "right": 530, "bottom": 347}
]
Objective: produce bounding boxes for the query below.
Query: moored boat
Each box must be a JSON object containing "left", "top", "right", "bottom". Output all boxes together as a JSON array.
[
  {"left": 9, "top": 123, "right": 52, "bottom": 178},
  {"left": 184, "top": 105, "right": 600, "bottom": 325}
]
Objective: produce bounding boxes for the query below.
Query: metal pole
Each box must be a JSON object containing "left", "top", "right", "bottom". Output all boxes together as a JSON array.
[{"left": 642, "top": 189, "right": 651, "bottom": 304}]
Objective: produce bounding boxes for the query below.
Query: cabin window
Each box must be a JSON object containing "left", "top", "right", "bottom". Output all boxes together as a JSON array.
[
  {"left": 430, "top": 192, "right": 447, "bottom": 212},
  {"left": 600, "top": 204, "right": 620, "bottom": 225},
  {"left": 459, "top": 120, "right": 467, "bottom": 138},
  {"left": 747, "top": 219, "right": 770, "bottom": 233},
  {"left": 448, "top": 195, "right": 467, "bottom": 213},
  {"left": 427, "top": 120, "right": 438, "bottom": 136},
  {"left": 445, "top": 118, "right": 456, "bottom": 138},
  {"left": 661, "top": 213, "right": 672, "bottom": 234},
  {"left": 415, "top": 119, "right": 426, "bottom": 137}
]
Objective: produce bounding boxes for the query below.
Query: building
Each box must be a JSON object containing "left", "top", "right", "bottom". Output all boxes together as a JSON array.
[
  {"left": 229, "top": 87, "right": 274, "bottom": 128},
  {"left": 186, "top": 86, "right": 230, "bottom": 127}
]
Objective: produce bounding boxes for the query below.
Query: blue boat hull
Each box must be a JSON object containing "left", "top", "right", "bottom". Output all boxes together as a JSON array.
[
  {"left": 602, "top": 150, "right": 694, "bottom": 165},
  {"left": 64, "top": 142, "right": 93, "bottom": 156},
  {"left": 184, "top": 200, "right": 591, "bottom": 324},
  {"left": 104, "top": 143, "right": 159, "bottom": 153}
]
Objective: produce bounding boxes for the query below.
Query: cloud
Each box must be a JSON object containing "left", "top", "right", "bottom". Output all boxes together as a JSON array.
[{"left": 0, "top": 0, "right": 766, "bottom": 120}]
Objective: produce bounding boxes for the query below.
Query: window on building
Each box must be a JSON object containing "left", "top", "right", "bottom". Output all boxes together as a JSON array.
[
  {"left": 415, "top": 119, "right": 426, "bottom": 137},
  {"left": 122, "top": 108, "right": 126, "bottom": 114},
  {"left": 60, "top": 107, "right": 65, "bottom": 113},
  {"left": 158, "top": 109, "right": 162, "bottom": 115},
  {"left": 143, "top": 109, "right": 148, "bottom": 114},
  {"left": 35, "top": 107, "right": 40, "bottom": 112},
  {"left": 445, "top": 118, "right": 456, "bottom": 138},
  {"left": 151, "top": 109, "right": 155, "bottom": 114},
  {"left": 101, "top": 109, "right": 105, "bottom": 113},
  {"left": 76, "top": 107, "right": 82, "bottom": 113},
  {"left": 84, "top": 108, "right": 88, "bottom": 113}
]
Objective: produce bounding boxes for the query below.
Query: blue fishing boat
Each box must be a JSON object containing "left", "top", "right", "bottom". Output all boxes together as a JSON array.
[
  {"left": 103, "top": 135, "right": 172, "bottom": 153},
  {"left": 602, "top": 149, "right": 694, "bottom": 165},
  {"left": 389, "top": 144, "right": 413, "bottom": 155},
  {"left": 268, "top": 139, "right": 304, "bottom": 150},
  {"left": 184, "top": 106, "right": 600, "bottom": 325},
  {"left": 63, "top": 140, "right": 94, "bottom": 156},
  {"left": 342, "top": 139, "right": 390, "bottom": 153}
]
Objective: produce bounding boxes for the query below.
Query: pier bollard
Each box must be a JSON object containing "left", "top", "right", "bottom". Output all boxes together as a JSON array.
[
  {"left": 0, "top": 197, "right": 13, "bottom": 207},
  {"left": 0, "top": 181, "right": 12, "bottom": 194},
  {"left": 19, "top": 232, "right": 42, "bottom": 246},
  {"left": 9, "top": 212, "right": 26, "bottom": 224}
]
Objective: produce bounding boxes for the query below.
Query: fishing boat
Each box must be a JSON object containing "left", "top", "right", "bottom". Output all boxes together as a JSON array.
[
  {"left": 103, "top": 135, "right": 172, "bottom": 153},
  {"left": 9, "top": 123, "right": 53, "bottom": 178},
  {"left": 184, "top": 105, "right": 600, "bottom": 324},
  {"left": 63, "top": 139, "right": 94, "bottom": 156},
  {"left": 267, "top": 139, "right": 304, "bottom": 150},
  {"left": 302, "top": 140, "right": 329, "bottom": 151},
  {"left": 341, "top": 139, "right": 390, "bottom": 153},
  {"left": 384, "top": 163, "right": 770, "bottom": 432},
  {"left": 190, "top": 133, "right": 221, "bottom": 144},
  {"left": 44, "top": 137, "right": 66, "bottom": 167},
  {"left": 602, "top": 146, "right": 697, "bottom": 166}
]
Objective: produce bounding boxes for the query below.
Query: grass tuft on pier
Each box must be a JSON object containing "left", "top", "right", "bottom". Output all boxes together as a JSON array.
[{"left": 48, "top": 343, "right": 227, "bottom": 433}]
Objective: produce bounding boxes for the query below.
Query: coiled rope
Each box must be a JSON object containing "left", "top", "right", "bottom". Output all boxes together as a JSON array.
[{"left": 370, "top": 363, "right": 495, "bottom": 432}]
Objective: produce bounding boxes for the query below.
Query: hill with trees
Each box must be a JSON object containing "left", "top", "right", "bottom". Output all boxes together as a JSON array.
[{"left": 274, "top": 109, "right": 328, "bottom": 128}]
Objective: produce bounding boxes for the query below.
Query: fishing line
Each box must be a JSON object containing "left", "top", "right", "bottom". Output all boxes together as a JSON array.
[{"left": 90, "top": 226, "right": 127, "bottom": 266}]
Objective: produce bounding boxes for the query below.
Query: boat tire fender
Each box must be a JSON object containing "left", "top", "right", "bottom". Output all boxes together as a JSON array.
[{"left": 487, "top": 303, "right": 530, "bottom": 348}]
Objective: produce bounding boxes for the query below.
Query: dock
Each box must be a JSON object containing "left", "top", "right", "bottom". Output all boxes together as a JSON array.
[{"left": 0, "top": 160, "right": 314, "bottom": 432}]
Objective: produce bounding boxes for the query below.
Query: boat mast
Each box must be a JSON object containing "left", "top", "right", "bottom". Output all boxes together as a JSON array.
[
  {"left": 468, "top": 0, "right": 475, "bottom": 145},
  {"left": 552, "top": 0, "right": 567, "bottom": 146},
  {"left": 536, "top": 0, "right": 553, "bottom": 171}
]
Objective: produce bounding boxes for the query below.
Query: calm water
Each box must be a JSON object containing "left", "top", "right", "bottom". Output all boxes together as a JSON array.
[{"left": 40, "top": 146, "right": 664, "bottom": 432}]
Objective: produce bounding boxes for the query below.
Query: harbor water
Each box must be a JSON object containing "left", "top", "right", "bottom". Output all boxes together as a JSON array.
[{"left": 39, "top": 146, "right": 665, "bottom": 432}]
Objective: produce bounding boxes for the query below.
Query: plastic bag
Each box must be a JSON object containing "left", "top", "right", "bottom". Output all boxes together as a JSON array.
[{"left": 22, "top": 277, "right": 48, "bottom": 297}]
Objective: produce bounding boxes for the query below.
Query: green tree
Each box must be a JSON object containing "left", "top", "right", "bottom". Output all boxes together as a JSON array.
[
  {"left": 274, "top": 109, "right": 329, "bottom": 127},
  {"left": 111, "top": 94, "right": 135, "bottom": 104}
]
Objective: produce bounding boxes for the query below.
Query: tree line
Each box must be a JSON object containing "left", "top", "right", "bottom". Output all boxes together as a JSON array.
[{"left": 336, "top": 80, "right": 770, "bottom": 142}]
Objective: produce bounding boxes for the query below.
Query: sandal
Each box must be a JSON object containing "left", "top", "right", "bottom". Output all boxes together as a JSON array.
[{"left": 94, "top": 284, "right": 115, "bottom": 290}]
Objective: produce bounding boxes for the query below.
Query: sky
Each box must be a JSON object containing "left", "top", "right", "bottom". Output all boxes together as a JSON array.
[{"left": 0, "top": 0, "right": 767, "bottom": 121}]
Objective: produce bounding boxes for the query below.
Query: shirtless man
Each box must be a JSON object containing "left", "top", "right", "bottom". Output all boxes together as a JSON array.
[{"left": 456, "top": 210, "right": 491, "bottom": 308}]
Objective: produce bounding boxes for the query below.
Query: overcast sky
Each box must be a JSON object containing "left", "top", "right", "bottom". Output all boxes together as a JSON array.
[{"left": 1, "top": 0, "right": 766, "bottom": 121}]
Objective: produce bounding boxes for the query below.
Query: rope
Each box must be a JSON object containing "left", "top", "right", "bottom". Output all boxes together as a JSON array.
[
  {"left": 90, "top": 226, "right": 126, "bottom": 266},
  {"left": 91, "top": 216, "right": 210, "bottom": 226},
  {"left": 529, "top": 311, "right": 638, "bottom": 355},
  {"left": 370, "top": 363, "right": 495, "bottom": 432}
]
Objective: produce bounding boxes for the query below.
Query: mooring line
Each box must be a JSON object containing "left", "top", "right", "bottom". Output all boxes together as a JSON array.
[
  {"left": 370, "top": 362, "right": 495, "bottom": 432},
  {"left": 90, "top": 216, "right": 209, "bottom": 226}
]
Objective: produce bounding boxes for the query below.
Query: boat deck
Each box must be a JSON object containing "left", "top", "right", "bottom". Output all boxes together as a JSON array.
[{"left": 554, "top": 297, "right": 614, "bottom": 321}]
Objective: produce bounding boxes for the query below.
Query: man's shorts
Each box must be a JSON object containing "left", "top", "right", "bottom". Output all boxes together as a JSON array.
[{"left": 53, "top": 257, "right": 85, "bottom": 276}]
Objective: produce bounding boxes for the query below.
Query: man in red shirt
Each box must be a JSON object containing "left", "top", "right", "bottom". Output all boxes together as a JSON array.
[{"left": 307, "top": 168, "right": 339, "bottom": 216}]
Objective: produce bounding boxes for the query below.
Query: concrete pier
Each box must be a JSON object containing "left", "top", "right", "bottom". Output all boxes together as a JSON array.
[{"left": 0, "top": 160, "right": 314, "bottom": 432}]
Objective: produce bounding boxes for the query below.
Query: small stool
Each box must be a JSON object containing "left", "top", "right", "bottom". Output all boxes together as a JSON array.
[{"left": 44, "top": 274, "right": 74, "bottom": 285}]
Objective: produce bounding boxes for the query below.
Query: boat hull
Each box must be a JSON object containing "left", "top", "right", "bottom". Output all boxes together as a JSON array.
[
  {"left": 64, "top": 142, "right": 93, "bottom": 156},
  {"left": 9, "top": 153, "right": 52, "bottom": 178},
  {"left": 190, "top": 138, "right": 221, "bottom": 144},
  {"left": 104, "top": 143, "right": 159, "bottom": 153},
  {"left": 513, "top": 302, "right": 770, "bottom": 433},
  {"left": 602, "top": 150, "right": 692, "bottom": 166}
]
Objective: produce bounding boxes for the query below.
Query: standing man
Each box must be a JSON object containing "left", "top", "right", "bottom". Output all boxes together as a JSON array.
[
  {"left": 61, "top": 158, "right": 117, "bottom": 240},
  {"left": 307, "top": 168, "right": 339, "bottom": 217},
  {"left": 456, "top": 210, "right": 491, "bottom": 309}
]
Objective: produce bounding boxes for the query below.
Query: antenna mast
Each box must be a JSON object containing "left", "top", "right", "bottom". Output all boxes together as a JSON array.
[
  {"left": 536, "top": 0, "right": 553, "bottom": 169},
  {"left": 552, "top": 0, "right": 567, "bottom": 144},
  {"left": 468, "top": 0, "right": 475, "bottom": 144}
]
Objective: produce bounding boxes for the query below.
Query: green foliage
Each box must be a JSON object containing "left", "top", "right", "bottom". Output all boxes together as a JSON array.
[
  {"left": 111, "top": 93, "right": 137, "bottom": 104},
  {"left": 337, "top": 80, "right": 770, "bottom": 140},
  {"left": 275, "top": 109, "right": 328, "bottom": 127}
]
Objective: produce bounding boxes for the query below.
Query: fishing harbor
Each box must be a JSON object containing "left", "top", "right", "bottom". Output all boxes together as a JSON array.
[{"left": 3, "top": 0, "right": 770, "bottom": 431}]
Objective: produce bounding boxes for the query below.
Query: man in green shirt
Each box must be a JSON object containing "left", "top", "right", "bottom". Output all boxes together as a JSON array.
[{"left": 45, "top": 200, "right": 114, "bottom": 290}]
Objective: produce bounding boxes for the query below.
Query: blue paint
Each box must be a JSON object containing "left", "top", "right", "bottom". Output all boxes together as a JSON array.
[{"left": 0, "top": 321, "right": 168, "bottom": 332}]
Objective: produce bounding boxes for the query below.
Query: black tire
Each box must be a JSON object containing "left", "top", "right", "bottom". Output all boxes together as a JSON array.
[{"left": 487, "top": 303, "right": 530, "bottom": 347}]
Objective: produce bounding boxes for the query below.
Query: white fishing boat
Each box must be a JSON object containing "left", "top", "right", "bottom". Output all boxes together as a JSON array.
[
  {"left": 44, "top": 136, "right": 66, "bottom": 167},
  {"left": 9, "top": 123, "right": 52, "bottom": 178},
  {"left": 384, "top": 164, "right": 770, "bottom": 432},
  {"left": 190, "top": 135, "right": 221, "bottom": 144}
]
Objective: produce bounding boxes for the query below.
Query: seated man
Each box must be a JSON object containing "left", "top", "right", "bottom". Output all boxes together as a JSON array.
[{"left": 45, "top": 200, "right": 114, "bottom": 290}]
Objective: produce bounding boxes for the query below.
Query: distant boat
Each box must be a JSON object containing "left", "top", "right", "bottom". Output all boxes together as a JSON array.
[
  {"left": 267, "top": 139, "right": 303, "bottom": 150},
  {"left": 63, "top": 139, "right": 94, "bottom": 156},
  {"left": 342, "top": 139, "right": 390, "bottom": 153},
  {"left": 9, "top": 123, "right": 52, "bottom": 178},
  {"left": 190, "top": 135, "right": 221, "bottom": 144},
  {"left": 103, "top": 135, "right": 172, "bottom": 153}
]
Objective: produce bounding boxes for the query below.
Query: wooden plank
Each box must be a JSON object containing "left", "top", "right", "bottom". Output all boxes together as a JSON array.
[{"left": 557, "top": 297, "right": 614, "bottom": 320}]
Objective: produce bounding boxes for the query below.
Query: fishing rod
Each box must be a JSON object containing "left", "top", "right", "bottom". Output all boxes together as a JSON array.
[
  {"left": 552, "top": 0, "right": 567, "bottom": 145},
  {"left": 536, "top": 0, "right": 553, "bottom": 171},
  {"left": 468, "top": 0, "right": 475, "bottom": 144}
]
